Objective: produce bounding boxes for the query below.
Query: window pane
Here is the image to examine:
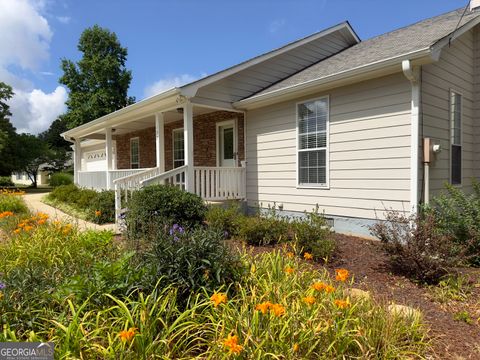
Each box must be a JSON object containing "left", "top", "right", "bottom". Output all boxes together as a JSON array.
[
  {"left": 130, "top": 138, "right": 139, "bottom": 168},
  {"left": 223, "top": 127, "right": 234, "bottom": 160},
  {"left": 173, "top": 130, "right": 185, "bottom": 168},
  {"left": 450, "top": 92, "right": 462, "bottom": 184},
  {"left": 298, "top": 149, "right": 326, "bottom": 185},
  {"left": 451, "top": 145, "right": 461, "bottom": 185}
]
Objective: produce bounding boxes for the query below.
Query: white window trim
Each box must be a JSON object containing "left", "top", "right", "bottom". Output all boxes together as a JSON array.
[
  {"left": 130, "top": 137, "right": 140, "bottom": 169},
  {"left": 296, "top": 95, "right": 330, "bottom": 189},
  {"left": 172, "top": 128, "right": 185, "bottom": 168},
  {"left": 216, "top": 119, "right": 237, "bottom": 167},
  {"left": 449, "top": 89, "right": 463, "bottom": 187}
]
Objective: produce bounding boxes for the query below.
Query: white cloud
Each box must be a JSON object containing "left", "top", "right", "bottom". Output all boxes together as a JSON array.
[
  {"left": 144, "top": 73, "right": 206, "bottom": 99},
  {"left": 0, "top": 0, "right": 67, "bottom": 134},
  {"left": 10, "top": 86, "right": 67, "bottom": 134},
  {"left": 56, "top": 16, "right": 70, "bottom": 24},
  {"left": 268, "top": 19, "right": 286, "bottom": 34}
]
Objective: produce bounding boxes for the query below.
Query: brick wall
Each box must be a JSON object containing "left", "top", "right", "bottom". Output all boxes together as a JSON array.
[{"left": 115, "top": 111, "right": 245, "bottom": 170}]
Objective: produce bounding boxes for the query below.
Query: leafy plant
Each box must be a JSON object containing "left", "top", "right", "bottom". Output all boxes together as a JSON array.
[
  {"left": 49, "top": 172, "right": 73, "bottom": 187},
  {"left": 237, "top": 206, "right": 290, "bottom": 246},
  {"left": 126, "top": 184, "right": 207, "bottom": 239},
  {"left": 429, "top": 275, "right": 472, "bottom": 304},
  {"left": 205, "top": 201, "right": 243, "bottom": 238},
  {"left": 0, "top": 192, "right": 28, "bottom": 213},
  {"left": 425, "top": 180, "right": 480, "bottom": 266},
  {"left": 142, "top": 225, "right": 244, "bottom": 301},
  {"left": 291, "top": 205, "right": 335, "bottom": 260},
  {"left": 370, "top": 210, "right": 468, "bottom": 284},
  {"left": 454, "top": 310, "right": 474, "bottom": 325},
  {"left": 0, "top": 176, "right": 14, "bottom": 187},
  {"left": 87, "top": 190, "right": 115, "bottom": 224}
]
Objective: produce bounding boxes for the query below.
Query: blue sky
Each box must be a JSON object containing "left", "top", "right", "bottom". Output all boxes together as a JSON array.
[{"left": 0, "top": 0, "right": 469, "bottom": 133}]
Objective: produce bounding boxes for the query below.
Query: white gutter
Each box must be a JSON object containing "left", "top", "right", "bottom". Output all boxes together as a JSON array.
[
  {"left": 402, "top": 59, "right": 421, "bottom": 215},
  {"left": 62, "top": 87, "right": 181, "bottom": 141}
]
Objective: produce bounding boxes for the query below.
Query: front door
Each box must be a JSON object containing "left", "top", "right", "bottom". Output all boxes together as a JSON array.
[{"left": 218, "top": 123, "right": 235, "bottom": 167}]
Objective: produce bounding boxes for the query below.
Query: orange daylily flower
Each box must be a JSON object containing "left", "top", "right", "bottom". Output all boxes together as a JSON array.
[
  {"left": 303, "top": 252, "right": 313, "bottom": 261},
  {"left": 334, "top": 299, "right": 350, "bottom": 309},
  {"left": 303, "top": 296, "right": 316, "bottom": 305},
  {"left": 0, "top": 211, "right": 14, "bottom": 219},
  {"left": 286, "top": 252, "right": 294, "bottom": 259},
  {"left": 293, "top": 343, "right": 299, "bottom": 352},
  {"left": 95, "top": 210, "right": 101, "bottom": 217},
  {"left": 210, "top": 292, "right": 227, "bottom": 307},
  {"left": 255, "top": 301, "right": 273, "bottom": 314},
  {"left": 119, "top": 327, "right": 137, "bottom": 342},
  {"left": 284, "top": 266, "right": 294, "bottom": 275},
  {"left": 324, "top": 285, "right": 335, "bottom": 293},
  {"left": 271, "top": 303, "right": 286, "bottom": 317},
  {"left": 311, "top": 282, "right": 327, "bottom": 291},
  {"left": 223, "top": 334, "right": 243, "bottom": 354},
  {"left": 335, "top": 269, "right": 350, "bottom": 282}
]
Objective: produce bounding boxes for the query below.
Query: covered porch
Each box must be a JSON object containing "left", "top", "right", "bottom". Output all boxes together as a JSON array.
[{"left": 69, "top": 99, "right": 246, "bottom": 214}]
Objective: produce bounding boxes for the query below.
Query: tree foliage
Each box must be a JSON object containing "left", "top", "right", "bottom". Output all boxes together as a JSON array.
[
  {"left": 15, "top": 134, "right": 53, "bottom": 188},
  {"left": 0, "top": 82, "right": 17, "bottom": 176},
  {"left": 60, "top": 25, "right": 135, "bottom": 129}
]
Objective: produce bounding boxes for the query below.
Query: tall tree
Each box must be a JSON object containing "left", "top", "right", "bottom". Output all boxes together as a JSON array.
[
  {"left": 60, "top": 25, "right": 135, "bottom": 129},
  {"left": 15, "top": 134, "right": 53, "bottom": 188},
  {"left": 0, "top": 82, "right": 17, "bottom": 176},
  {"left": 38, "top": 116, "right": 71, "bottom": 151}
]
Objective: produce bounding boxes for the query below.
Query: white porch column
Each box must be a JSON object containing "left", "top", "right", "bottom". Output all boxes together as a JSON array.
[
  {"left": 183, "top": 102, "right": 194, "bottom": 192},
  {"left": 73, "top": 139, "right": 81, "bottom": 185},
  {"left": 155, "top": 112, "right": 165, "bottom": 172},
  {"left": 105, "top": 127, "right": 113, "bottom": 190}
]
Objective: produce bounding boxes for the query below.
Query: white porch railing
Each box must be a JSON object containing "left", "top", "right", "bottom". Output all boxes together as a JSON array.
[
  {"left": 77, "top": 169, "right": 151, "bottom": 190},
  {"left": 112, "top": 165, "right": 246, "bottom": 228},
  {"left": 194, "top": 167, "right": 245, "bottom": 200}
]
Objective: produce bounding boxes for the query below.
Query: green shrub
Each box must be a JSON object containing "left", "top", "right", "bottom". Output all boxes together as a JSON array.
[
  {"left": 370, "top": 210, "right": 468, "bottom": 284},
  {"left": 291, "top": 206, "right": 335, "bottom": 260},
  {"left": 74, "top": 188, "right": 97, "bottom": 209},
  {"left": 425, "top": 180, "right": 480, "bottom": 266},
  {"left": 0, "top": 176, "right": 14, "bottom": 187},
  {"left": 49, "top": 172, "right": 73, "bottom": 187},
  {"left": 48, "top": 184, "right": 81, "bottom": 203},
  {"left": 87, "top": 190, "right": 115, "bottom": 224},
  {"left": 143, "top": 225, "right": 243, "bottom": 301},
  {"left": 126, "top": 185, "right": 207, "bottom": 238},
  {"left": 205, "top": 201, "right": 243, "bottom": 237},
  {"left": 0, "top": 193, "right": 28, "bottom": 214},
  {"left": 237, "top": 214, "right": 289, "bottom": 246}
]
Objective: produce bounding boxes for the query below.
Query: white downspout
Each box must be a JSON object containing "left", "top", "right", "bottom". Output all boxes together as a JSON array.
[{"left": 402, "top": 60, "right": 421, "bottom": 214}]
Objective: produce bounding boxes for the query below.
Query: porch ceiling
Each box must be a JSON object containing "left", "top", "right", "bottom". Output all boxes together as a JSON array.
[{"left": 78, "top": 105, "right": 229, "bottom": 140}]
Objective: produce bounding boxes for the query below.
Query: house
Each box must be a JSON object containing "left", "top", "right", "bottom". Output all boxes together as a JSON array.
[
  {"left": 62, "top": 4, "right": 480, "bottom": 237},
  {"left": 11, "top": 170, "right": 49, "bottom": 186}
]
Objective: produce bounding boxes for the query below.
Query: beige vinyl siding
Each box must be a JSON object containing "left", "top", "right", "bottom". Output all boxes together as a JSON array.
[
  {"left": 246, "top": 73, "right": 412, "bottom": 220},
  {"left": 422, "top": 28, "right": 477, "bottom": 197}
]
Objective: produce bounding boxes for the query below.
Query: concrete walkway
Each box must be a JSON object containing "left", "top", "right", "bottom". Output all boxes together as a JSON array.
[{"left": 23, "top": 193, "right": 116, "bottom": 232}]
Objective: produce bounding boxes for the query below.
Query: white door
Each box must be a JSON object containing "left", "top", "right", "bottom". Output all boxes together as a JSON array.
[{"left": 219, "top": 124, "right": 235, "bottom": 167}]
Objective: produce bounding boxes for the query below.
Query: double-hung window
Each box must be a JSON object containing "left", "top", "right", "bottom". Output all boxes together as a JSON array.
[
  {"left": 450, "top": 91, "right": 462, "bottom": 185},
  {"left": 297, "top": 97, "right": 329, "bottom": 187},
  {"left": 130, "top": 137, "right": 140, "bottom": 169}
]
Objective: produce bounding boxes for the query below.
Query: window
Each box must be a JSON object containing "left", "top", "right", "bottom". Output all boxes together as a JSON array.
[
  {"left": 297, "top": 97, "right": 329, "bottom": 186},
  {"left": 130, "top": 137, "right": 140, "bottom": 169},
  {"left": 173, "top": 129, "right": 185, "bottom": 168},
  {"left": 450, "top": 91, "right": 462, "bottom": 185}
]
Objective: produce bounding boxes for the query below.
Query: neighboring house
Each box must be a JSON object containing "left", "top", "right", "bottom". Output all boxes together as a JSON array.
[
  {"left": 11, "top": 169, "right": 49, "bottom": 186},
  {"left": 62, "top": 5, "right": 480, "bottom": 237}
]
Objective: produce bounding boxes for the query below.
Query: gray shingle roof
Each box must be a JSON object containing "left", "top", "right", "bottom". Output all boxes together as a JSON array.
[{"left": 253, "top": 8, "right": 480, "bottom": 97}]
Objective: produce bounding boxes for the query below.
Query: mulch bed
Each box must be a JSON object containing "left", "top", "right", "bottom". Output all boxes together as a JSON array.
[{"left": 240, "top": 234, "right": 480, "bottom": 359}]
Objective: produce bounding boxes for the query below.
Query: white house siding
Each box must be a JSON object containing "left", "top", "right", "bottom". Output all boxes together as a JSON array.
[
  {"left": 246, "top": 73, "right": 412, "bottom": 221},
  {"left": 421, "top": 28, "right": 477, "bottom": 197}
]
